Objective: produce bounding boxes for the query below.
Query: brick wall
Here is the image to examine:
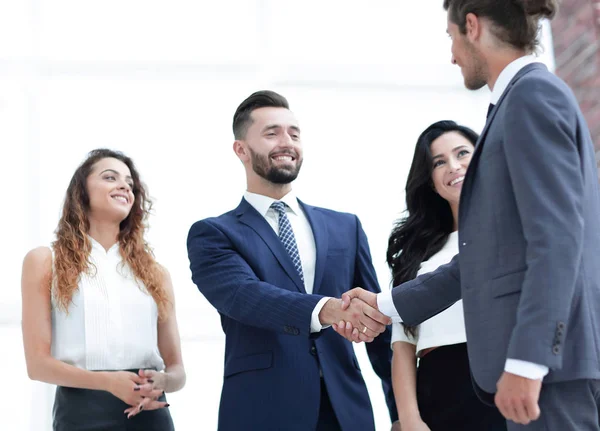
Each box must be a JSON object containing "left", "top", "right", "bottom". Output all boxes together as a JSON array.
[{"left": 551, "top": 0, "right": 600, "bottom": 179}]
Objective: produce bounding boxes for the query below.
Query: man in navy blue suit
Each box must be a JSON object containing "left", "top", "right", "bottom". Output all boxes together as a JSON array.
[{"left": 187, "top": 90, "right": 398, "bottom": 430}]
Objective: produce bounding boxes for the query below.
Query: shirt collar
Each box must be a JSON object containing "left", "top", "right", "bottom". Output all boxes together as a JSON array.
[
  {"left": 243, "top": 190, "right": 301, "bottom": 216},
  {"left": 490, "top": 54, "right": 538, "bottom": 104},
  {"left": 88, "top": 235, "right": 120, "bottom": 255}
]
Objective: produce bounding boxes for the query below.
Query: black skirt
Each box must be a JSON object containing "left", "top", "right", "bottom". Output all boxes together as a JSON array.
[
  {"left": 416, "top": 343, "right": 506, "bottom": 431},
  {"left": 53, "top": 382, "right": 174, "bottom": 431}
]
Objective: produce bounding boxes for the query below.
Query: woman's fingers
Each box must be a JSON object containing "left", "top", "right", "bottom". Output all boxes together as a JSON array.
[{"left": 125, "top": 399, "right": 169, "bottom": 419}]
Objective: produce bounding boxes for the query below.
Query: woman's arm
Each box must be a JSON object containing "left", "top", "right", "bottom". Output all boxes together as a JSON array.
[
  {"left": 391, "top": 324, "right": 430, "bottom": 430},
  {"left": 126, "top": 267, "right": 186, "bottom": 417},
  {"left": 153, "top": 266, "right": 186, "bottom": 393},
  {"left": 21, "top": 247, "right": 145, "bottom": 406}
]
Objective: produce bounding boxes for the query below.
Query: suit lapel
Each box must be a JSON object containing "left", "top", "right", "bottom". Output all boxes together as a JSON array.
[
  {"left": 299, "top": 201, "right": 328, "bottom": 295},
  {"left": 236, "top": 198, "right": 306, "bottom": 293},
  {"left": 459, "top": 63, "right": 546, "bottom": 218}
]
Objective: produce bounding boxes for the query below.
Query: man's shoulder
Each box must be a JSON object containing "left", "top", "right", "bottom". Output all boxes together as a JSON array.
[
  {"left": 188, "top": 208, "right": 239, "bottom": 232},
  {"left": 302, "top": 202, "right": 358, "bottom": 223},
  {"left": 512, "top": 65, "right": 573, "bottom": 102}
]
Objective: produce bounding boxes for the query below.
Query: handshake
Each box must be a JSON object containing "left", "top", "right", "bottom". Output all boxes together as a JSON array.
[{"left": 318, "top": 288, "right": 392, "bottom": 343}]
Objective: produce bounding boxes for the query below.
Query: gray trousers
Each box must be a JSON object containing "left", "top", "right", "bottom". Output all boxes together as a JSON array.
[{"left": 507, "top": 379, "right": 600, "bottom": 431}]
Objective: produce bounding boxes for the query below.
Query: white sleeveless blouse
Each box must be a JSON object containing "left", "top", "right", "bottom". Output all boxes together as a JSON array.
[
  {"left": 50, "top": 237, "right": 165, "bottom": 371},
  {"left": 391, "top": 231, "right": 466, "bottom": 355}
]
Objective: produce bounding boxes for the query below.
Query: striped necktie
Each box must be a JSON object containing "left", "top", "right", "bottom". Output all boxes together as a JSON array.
[{"left": 270, "top": 201, "right": 304, "bottom": 283}]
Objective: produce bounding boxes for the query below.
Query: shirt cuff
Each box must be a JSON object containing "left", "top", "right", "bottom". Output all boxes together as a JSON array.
[
  {"left": 377, "top": 290, "right": 402, "bottom": 323},
  {"left": 310, "top": 297, "right": 333, "bottom": 333},
  {"left": 504, "top": 359, "right": 549, "bottom": 380}
]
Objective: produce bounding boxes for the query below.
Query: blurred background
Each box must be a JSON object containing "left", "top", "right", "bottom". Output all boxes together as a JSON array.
[{"left": 1, "top": 1, "right": 598, "bottom": 429}]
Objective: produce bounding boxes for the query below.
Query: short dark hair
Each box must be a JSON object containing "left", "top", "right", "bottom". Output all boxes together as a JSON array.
[
  {"left": 232, "top": 90, "right": 290, "bottom": 139},
  {"left": 443, "top": 0, "right": 559, "bottom": 52}
]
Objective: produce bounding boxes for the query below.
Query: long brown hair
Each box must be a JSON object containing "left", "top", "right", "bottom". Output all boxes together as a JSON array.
[
  {"left": 51, "top": 148, "right": 169, "bottom": 318},
  {"left": 387, "top": 121, "right": 479, "bottom": 338}
]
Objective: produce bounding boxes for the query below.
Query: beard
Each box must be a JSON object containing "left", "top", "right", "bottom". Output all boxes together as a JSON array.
[
  {"left": 249, "top": 147, "right": 303, "bottom": 184},
  {"left": 462, "top": 42, "right": 488, "bottom": 90}
]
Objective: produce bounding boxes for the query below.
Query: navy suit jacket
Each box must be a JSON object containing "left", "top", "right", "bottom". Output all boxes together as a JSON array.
[
  {"left": 187, "top": 198, "right": 397, "bottom": 430},
  {"left": 392, "top": 63, "right": 600, "bottom": 398}
]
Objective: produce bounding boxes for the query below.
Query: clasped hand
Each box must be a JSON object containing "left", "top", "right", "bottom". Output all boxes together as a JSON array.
[
  {"left": 107, "top": 369, "right": 169, "bottom": 419},
  {"left": 322, "top": 287, "right": 391, "bottom": 343}
]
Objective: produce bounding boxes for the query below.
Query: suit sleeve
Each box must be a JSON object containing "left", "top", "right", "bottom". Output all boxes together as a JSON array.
[
  {"left": 187, "top": 219, "right": 324, "bottom": 337},
  {"left": 391, "top": 254, "right": 462, "bottom": 326},
  {"left": 502, "top": 78, "right": 583, "bottom": 369},
  {"left": 352, "top": 216, "right": 398, "bottom": 422}
]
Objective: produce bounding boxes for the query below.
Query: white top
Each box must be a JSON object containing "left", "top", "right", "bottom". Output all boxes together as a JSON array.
[
  {"left": 244, "top": 190, "right": 331, "bottom": 332},
  {"left": 391, "top": 232, "right": 465, "bottom": 355},
  {"left": 50, "top": 237, "right": 165, "bottom": 371}
]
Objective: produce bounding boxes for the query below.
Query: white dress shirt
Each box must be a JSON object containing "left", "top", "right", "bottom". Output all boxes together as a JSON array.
[
  {"left": 51, "top": 237, "right": 165, "bottom": 371},
  {"left": 490, "top": 55, "right": 538, "bottom": 104},
  {"left": 244, "top": 191, "right": 331, "bottom": 333},
  {"left": 391, "top": 232, "right": 467, "bottom": 355},
  {"left": 381, "top": 54, "right": 549, "bottom": 381}
]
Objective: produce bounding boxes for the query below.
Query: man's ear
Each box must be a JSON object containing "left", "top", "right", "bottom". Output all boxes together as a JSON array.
[
  {"left": 465, "top": 12, "right": 482, "bottom": 43},
  {"left": 233, "top": 140, "right": 248, "bottom": 161}
]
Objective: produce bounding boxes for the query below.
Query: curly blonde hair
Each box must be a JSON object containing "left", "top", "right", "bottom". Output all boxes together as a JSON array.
[{"left": 51, "top": 149, "right": 169, "bottom": 318}]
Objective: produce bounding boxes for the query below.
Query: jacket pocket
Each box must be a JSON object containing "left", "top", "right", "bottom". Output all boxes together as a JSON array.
[
  {"left": 224, "top": 351, "right": 273, "bottom": 378},
  {"left": 491, "top": 268, "right": 526, "bottom": 298}
]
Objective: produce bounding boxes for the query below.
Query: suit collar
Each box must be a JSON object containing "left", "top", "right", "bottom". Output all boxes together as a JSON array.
[
  {"left": 479, "top": 63, "right": 546, "bottom": 146},
  {"left": 297, "top": 201, "right": 328, "bottom": 294},
  {"left": 459, "top": 62, "right": 546, "bottom": 222},
  {"left": 490, "top": 55, "right": 539, "bottom": 104},
  {"left": 243, "top": 190, "right": 301, "bottom": 217},
  {"left": 235, "top": 198, "right": 306, "bottom": 292},
  {"left": 234, "top": 198, "right": 330, "bottom": 295}
]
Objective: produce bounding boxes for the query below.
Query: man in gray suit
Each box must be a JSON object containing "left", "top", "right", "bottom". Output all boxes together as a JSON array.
[{"left": 337, "top": 1, "right": 600, "bottom": 430}]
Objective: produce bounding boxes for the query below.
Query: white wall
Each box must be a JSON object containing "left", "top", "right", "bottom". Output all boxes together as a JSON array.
[{"left": 0, "top": 1, "right": 554, "bottom": 429}]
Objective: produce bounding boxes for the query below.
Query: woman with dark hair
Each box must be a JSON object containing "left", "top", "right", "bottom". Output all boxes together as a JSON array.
[
  {"left": 387, "top": 121, "right": 505, "bottom": 431},
  {"left": 21, "top": 149, "right": 186, "bottom": 430}
]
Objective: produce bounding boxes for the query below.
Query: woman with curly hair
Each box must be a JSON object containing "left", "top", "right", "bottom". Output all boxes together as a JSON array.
[{"left": 21, "top": 149, "right": 185, "bottom": 430}]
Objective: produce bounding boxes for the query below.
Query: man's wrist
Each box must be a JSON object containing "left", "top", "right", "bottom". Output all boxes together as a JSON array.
[
  {"left": 318, "top": 298, "right": 341, "bottom": 326},
  {"left": 311, "top": 297, "right": 333, "bottom": 332},
  {"left": 504, "top": 359, "right": 549, "bottom": 380},
  {"left": 377, "top": 290, "right": 402, "bottom": 323}
]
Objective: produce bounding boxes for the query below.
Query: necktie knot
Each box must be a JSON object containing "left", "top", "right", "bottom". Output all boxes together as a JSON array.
[
  {"left": 487, "top": 103, "right": 495, "bottom": 119},
  {"left": 271, "top": 201, "right": 286, "bottom": 214}
]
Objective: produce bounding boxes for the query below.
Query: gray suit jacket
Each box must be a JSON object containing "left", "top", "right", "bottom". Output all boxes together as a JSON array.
[{"left": 393, "top": 63, "right": 600, "bottom": 395}]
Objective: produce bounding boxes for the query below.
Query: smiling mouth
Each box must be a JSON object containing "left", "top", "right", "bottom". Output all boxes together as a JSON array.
[
  {"left": 111, "top": 195, "right": 129, "bottom": 204},
  {"left": 271, "top": 154, "right": 295, "bottom": 162},
  {"left": 449, "top": 176, "right": 465, "bottom": 186}
]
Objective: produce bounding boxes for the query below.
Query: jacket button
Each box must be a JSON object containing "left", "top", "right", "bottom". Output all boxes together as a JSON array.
[
  {"left": 552, "top": 345, "right": 560, "bottom": 355},
  {"left": 557, "top": 322, "right": 566, "bottom": 330},
  {"left": 310, "top": 346, "right": 317, "bottom": 356}
]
